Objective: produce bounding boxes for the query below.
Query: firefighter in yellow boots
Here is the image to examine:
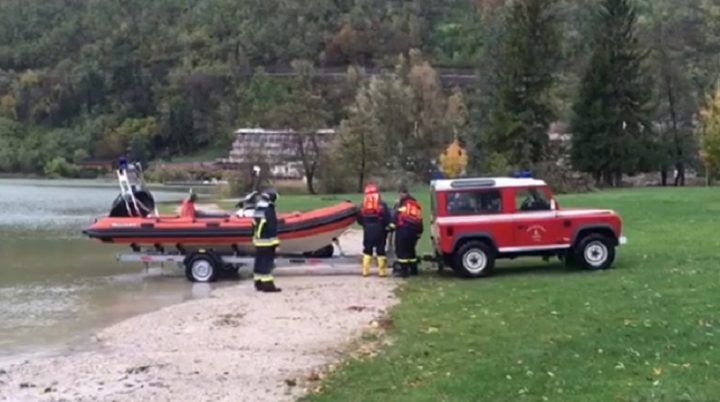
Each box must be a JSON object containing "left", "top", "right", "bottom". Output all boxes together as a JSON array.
[{"left": 356, "top": 184, "right": 392, "bottom": 277}]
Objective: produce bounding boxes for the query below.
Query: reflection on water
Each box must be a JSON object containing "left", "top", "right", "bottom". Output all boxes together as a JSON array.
[{"left": 0, "top": 179, "right": 229, "bottom": 362}]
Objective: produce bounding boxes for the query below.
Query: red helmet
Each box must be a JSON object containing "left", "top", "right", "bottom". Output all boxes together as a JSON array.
[{"left": 364, "top": 183, "right": 379, "bottom": 195}]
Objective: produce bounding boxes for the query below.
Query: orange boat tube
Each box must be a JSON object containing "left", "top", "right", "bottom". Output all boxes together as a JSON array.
[{"left": 83, "top": 201, "right": 358, "bottom": 255}]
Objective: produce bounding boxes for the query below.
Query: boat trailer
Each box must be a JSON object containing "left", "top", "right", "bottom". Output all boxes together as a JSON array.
[{"left": 115, "top": 238, "right": 431, "bottom": 282}]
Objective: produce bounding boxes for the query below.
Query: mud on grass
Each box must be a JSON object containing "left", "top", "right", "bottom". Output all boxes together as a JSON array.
[{"left": 306, "top": 187, "right": 720, "bottom": 401}]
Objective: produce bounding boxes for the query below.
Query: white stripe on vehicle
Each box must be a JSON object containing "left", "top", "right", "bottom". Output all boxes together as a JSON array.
[
  {"left": 498, "top": 244, "right": 571, "bottom": 253},
  {"left": 435, "top": 210, "right": 613, "bottom": 225}
]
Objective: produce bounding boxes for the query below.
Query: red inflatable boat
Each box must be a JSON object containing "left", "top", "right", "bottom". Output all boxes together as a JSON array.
[
  {"left": 84, "top": 201, "right": 357, "bottom": 256},
  {"left": 83, "top": 161, "right": 357, "bottom": 256}
]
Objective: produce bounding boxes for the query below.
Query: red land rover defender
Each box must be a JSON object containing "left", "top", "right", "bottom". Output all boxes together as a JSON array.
[{"left": 430, "top": 177, "right": 627, "bottom": 278}]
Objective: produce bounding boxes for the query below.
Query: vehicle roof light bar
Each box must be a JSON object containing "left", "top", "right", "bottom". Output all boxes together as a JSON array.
[{"left": 450, "top": 179, "right": 496, "bottom": 189}]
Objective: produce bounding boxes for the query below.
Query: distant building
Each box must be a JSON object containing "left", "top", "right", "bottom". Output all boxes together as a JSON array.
[
  {"left": 218, "top": 128, "right": 335, "bottom": 179},
  {"left": 76, "top": 159, "right": 115, "bottom": 171}
]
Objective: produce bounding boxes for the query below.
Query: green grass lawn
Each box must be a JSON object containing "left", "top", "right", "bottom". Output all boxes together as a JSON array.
[{"left": 299, "top": 187, "right": 720, "bottom": 402}]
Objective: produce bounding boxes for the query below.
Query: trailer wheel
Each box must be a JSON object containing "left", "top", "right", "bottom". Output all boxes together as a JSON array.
[{"left": 185, "top": 253, "right": 219, "bottom": 282}]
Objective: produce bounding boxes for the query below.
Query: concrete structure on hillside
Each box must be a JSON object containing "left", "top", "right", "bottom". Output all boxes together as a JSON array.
[{"left": 218, "top": 128, "right": 335, "bottom": 179}]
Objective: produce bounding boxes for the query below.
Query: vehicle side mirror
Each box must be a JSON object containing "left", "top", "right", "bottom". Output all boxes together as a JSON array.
[{"left": 550, "top": 199, "right": 557, "bottom": 210}]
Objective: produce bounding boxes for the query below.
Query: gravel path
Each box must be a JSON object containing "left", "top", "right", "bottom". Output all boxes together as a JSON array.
[{"left": 0, "top": 231, "right": 398, "bottom": 402}]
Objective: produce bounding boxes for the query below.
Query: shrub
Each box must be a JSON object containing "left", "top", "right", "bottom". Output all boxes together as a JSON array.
[
  {"left": 72, "top": 148, "right": 90, "bottom": 164},
  {"left": 317, "top": 162, "right": 354, "bottom": 193},
  {"left": 216, "top": 171, "right": 250, "bottom": 198},
  {"left": 533, "top": 161, "right": 595, "bottom": 194},
  {"left": 43, "top": 157, "right": 79, "bottom": 178}
]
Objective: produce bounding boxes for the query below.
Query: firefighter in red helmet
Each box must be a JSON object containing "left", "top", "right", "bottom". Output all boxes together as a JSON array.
[
  {"left": 357, "top": 183, "right": 392, "bottom": 277},
  {"left": 392, "top": 185, "right": 423, "bottom": 277}
]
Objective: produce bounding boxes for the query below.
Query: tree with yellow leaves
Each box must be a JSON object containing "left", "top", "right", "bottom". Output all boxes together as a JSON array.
[
  {"left": 439, "top": 139, "right": 468, "bottom": 179},
  {"left": 697, "top": 87, "right": 720, "bottom": 185}
]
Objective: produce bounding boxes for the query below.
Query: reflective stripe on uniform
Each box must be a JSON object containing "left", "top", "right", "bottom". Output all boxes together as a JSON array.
[
  {"left": 253, "top": 274, "right": 274, "bottom": 282},
  {"left": 397, "top": 258, "right": 416, "bottom": 263},
  {"left": 254, "top": 218, "right": 266, "bottom": 239},
  {"left": 253, "top": 237, "right": 279, "bottom": 247}
]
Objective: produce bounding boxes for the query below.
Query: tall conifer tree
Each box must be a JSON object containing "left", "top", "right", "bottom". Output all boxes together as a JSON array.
[
  {"left": 484, "top": 0, "right": 559, "bottom": 170},
  {"left": 570, "top": 0, "right": 655, "bottom": 186}
]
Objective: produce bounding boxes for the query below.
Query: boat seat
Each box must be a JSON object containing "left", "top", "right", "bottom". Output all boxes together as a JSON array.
[{"left": 195, "top": 210, "right": 231, "bottom": 219}]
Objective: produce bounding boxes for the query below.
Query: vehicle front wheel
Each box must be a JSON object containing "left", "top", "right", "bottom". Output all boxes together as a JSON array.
[
  {"left": 453, "top": 241, "right": 495, "bottom": 278},
  {"left": 185, "top": 253, "right": 219, "bottom": 282},
  {"left": 574, "top": 234, "right": 616, "bottom": 270}
]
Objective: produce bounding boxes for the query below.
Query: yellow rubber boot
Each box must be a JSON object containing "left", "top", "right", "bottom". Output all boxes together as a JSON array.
[
  {"left": 378, "top": 256, "right": 388, "bottom": 277},
  {"left": 362, "top": 254, "right": 372, "bottom": 277}
]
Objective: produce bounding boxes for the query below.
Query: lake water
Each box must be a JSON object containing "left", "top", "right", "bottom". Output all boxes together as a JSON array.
[{"left": 0, "top": 179, "right": 223, "bottom": 362}]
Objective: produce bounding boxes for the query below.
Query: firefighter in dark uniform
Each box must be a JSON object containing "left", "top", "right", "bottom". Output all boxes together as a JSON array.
[
  {"left": 392, "top": 185, "right": 423, "bottom": 277},
  {"left": 253, "top": 190, "right": 281, "bottom": 292},
  {"left": 357, "top": 184, "right": 392, "bottom": 277}
]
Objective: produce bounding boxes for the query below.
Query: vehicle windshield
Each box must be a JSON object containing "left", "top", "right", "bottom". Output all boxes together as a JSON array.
[{"left": 515, "top": 187, "right": 551, "bottom": 212}]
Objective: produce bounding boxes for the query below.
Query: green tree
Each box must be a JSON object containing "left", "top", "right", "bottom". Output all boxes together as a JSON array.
[
  {"left": 95, "top": 117, "right": 158, "bottom": 160},
  {"left": 697, "top": 87, "right": 720, "bottom": 184},
  {"left": 128, "top": 133, "right": 150, "bottom": 169},
  {"left": 647, "top": 0, "right": 705, "bottom": 186},
  {"left": 483, "top": 0, "right": 560, "bottom": 170},
  {"left": 336, "top": 69, "right": 387, "bottom": 192},
  {"left": 570, "top": 0, "right": 656, "bottom": 186},
  {"left": 0, "top": 117, "right": 21, "bottom": 171},
  {"left": 271, "top": 60, "right": 332, "bottom": 194}
]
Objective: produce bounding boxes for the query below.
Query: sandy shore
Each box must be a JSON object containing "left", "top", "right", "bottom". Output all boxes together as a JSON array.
[{"left": 0, "top": 231, "right": 398, "bottom": 402}]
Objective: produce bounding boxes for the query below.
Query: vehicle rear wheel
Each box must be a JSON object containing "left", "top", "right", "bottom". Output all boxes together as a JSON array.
[
  {"left": 185, "top": 253, "right": 219, "bottom": 282},
  {"left": 453, "top": 241, "right": 495, "bottom": 278},
  {"left": 574, "top": 234, "right": 615, "bottom": 270}
]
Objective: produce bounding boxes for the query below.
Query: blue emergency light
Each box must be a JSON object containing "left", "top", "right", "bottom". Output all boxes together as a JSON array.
[
  {"left": 118, "top": 156, "right": 128, "bottom": 172},
  {"left": 512, "top": 170, "right": 533, "bottom": 178}
]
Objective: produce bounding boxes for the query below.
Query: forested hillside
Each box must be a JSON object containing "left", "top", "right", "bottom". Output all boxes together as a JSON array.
[{"left": 0, "top": 0, "right": 718, "bottom": 188}]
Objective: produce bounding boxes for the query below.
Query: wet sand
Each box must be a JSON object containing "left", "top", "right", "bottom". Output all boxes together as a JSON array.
[{"left": 0, "top": 231, "right": 399, "bottom": 402}]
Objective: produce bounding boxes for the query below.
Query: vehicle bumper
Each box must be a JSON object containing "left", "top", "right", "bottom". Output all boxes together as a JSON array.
[{"left": 619, "top": 236, "right": 628, "bottom": 246}]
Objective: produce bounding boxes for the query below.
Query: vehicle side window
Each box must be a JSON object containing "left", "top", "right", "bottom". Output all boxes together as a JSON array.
[
  {"left": 515, "top": 188, "right": 551, "bottom": 212},
  {"left": 446, "top": 190, "right": 502, "bottom": 215}
]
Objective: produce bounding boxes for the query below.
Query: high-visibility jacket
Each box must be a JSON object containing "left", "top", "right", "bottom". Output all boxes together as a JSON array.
[
  {"left": 361, "top": 193, "right": 382, "bottom": 216},
  {"left": 357, "top": 194, "right": 391, "bottom": 228},
  {"left": 394, "top": 196, "right": 423, "bottom": 233},
  {"left": 253, "top": 202, "right": 279, "bottom": 247}
]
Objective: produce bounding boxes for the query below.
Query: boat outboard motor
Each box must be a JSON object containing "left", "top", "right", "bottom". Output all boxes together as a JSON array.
[
  {"left": 109, "top": 159, "right": 156, "bottom": 218},
  {"left": 235, "top": 191, "right": 259, "bottom": 218},
  {"left": 234, "top": 165, "right": 263, "bottom": 218},
  {"left": 109, "top": 191, "right": 156, "bottom": 217}
]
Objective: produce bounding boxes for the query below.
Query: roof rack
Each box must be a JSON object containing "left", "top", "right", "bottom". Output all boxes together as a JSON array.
[{"left": 450, "top": 179, "right": 496, "bottom": 189}]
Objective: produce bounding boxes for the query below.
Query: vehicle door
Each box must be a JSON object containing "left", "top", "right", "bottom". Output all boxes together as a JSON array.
[
  {"left": 430, "top": 189, "right": 441, "bottom": 252},
  {"left": 441, "top": 188, "right": 514, "bottom": 249},
  {"left": 511, "top": 186, "right": 565, "bottom": 250}
]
